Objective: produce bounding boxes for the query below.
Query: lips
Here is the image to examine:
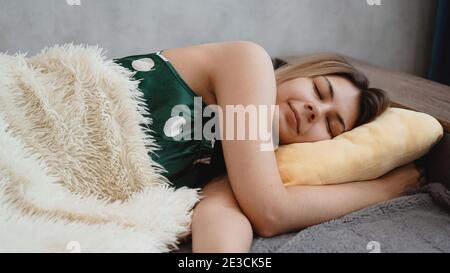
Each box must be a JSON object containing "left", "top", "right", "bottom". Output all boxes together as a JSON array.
[{"left": 288, "top": 101, "right": 301, "bottom": 134}]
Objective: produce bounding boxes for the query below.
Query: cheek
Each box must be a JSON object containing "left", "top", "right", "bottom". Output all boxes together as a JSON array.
[
  {"left": 276, "top": 87, "right": 290, "bottom": 104},
  {"left": 277, "top": 81, "right": 306, "bottom": 101},
  {"left": 302, "top": 124, "right": 330, "bottom": 142}
]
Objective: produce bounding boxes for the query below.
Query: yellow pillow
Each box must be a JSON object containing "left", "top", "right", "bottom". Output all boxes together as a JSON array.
[{"left": 276, "top": 107, "right": 444, "bottom": 186}]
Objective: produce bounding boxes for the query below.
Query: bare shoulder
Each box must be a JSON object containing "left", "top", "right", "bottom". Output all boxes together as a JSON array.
[
  {"left": 161, "top": 41, "right": 272, "bottom": 104},
  {"left": 163, "top": 40, "right": 269, "bottom": 68},
  {"left": 207, "top": 41, "right": 275, "bottom": 102}
]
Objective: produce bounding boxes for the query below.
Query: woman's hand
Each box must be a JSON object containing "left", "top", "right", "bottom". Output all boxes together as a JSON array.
[{"left": 379, "top": 162, "right": 426, "bottom": 198}]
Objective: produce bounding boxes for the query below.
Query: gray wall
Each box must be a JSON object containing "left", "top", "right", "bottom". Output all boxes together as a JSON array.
[{"left": 0, "top": 0, "right": 437, "bottom": 76}]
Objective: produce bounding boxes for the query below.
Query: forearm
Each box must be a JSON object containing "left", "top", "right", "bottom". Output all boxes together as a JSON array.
[
  {"left": 272, "top": 178, "right": 397, "bottom": 236},
  {"left": 211, "top": 41, "right": 289, "bottom": 229}
]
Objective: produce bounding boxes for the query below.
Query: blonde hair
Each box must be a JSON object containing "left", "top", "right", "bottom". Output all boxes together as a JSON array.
[{"left": 273, "top": 53, "right": 390, "bottom": 128}]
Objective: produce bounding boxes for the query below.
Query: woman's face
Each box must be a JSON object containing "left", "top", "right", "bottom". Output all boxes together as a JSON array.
[{"left": 276, "top": 75, "right": 361, "bottom": 145}]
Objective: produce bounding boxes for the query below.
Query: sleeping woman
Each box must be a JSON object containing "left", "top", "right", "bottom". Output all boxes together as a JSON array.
[{"left": 113, "top": 41, "right": 425, "bottom": 253}]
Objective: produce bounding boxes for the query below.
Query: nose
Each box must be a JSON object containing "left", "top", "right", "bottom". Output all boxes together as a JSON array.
[{"left": 304, "top": 102, "right": 322, "bottom": 123}]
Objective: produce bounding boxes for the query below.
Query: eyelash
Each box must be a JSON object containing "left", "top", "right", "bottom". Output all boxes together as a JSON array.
[
  {"left": 313, "top": 82, "right": 333, "bottom": 138},
  {"left": 326, "top": 120, "right": 333, "bottom": 138},
  {"left": 313, "top": 83, "right": 322, "bottom": 100}
]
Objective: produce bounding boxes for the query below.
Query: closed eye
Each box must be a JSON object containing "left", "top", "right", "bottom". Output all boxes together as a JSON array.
[
  {"left": 314, "top": 82, "right": 333, "bottom": 137},
  {"left": 313, "top": 83, "right": 322, "bottom": 100},
  {"left": 326, "top": 118, "right": 333, "bottom": 138}
]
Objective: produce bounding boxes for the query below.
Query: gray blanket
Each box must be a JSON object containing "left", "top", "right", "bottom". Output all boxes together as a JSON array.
[{"left": 174, "top": 183, "right": 450, "bottom": 253}]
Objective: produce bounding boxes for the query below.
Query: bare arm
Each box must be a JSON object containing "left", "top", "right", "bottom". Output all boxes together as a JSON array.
[
  {"left": 206, "top": 41, "right": 289, "bottom": 234},
  {"left": 205, "top": 41, "right": 424, "bottom": 237},
  {"left": 270, "top": 162, "right": 424, "bottom": 236}
]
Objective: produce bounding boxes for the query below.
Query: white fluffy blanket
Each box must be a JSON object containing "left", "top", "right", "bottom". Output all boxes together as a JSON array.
[{"left": 0, "top": 44, "right": 200, "bottom": 253}]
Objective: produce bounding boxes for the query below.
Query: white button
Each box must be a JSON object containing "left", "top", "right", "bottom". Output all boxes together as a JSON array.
[
  {"left": 131, "top": 58, "right": 155, "bottom": 72},
  {"left": 164, "top": 116, "right": 187, "bottom": 137}
]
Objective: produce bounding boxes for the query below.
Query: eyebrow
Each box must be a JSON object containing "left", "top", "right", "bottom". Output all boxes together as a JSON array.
[{"left": 324, "top": 76, "right": 346, "bottom": 132}]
